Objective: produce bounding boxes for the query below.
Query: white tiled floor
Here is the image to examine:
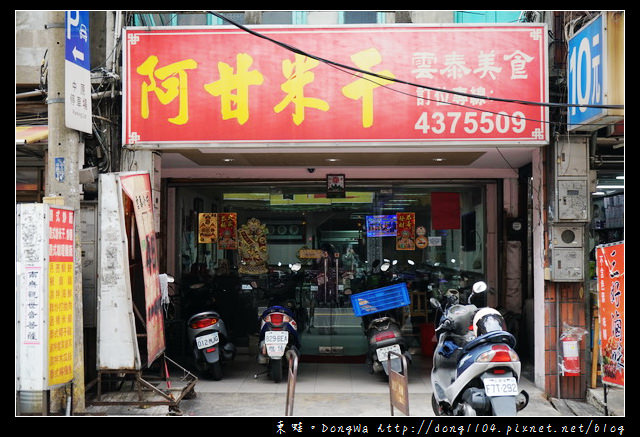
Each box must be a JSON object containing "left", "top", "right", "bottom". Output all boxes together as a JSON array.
[{"left": 193, "top": 350, "right": 432, "bottom": 395}]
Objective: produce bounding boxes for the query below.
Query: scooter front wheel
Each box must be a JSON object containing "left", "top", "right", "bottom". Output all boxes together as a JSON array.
[{"left": 431, "top": 394, "right": 443, "bottom": 416}]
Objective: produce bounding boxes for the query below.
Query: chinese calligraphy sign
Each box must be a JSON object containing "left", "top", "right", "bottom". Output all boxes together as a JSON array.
[
  {"left": 596, "top": 242, "right": 624, "bottom": 387},
  {"left": 48, "top": 207, "right": 75, "bottom": 387},
  {"left": 124, "top": 25, "right": 548, "bottom": 145}
]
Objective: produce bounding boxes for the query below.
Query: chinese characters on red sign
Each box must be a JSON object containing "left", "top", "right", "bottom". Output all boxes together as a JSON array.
[
  {"left": 48, "top": 207, "right": 74, "bottom": 386},
  {"left": 124, "top": 25, "right": 547, "bottom": 145},
  {"left": 596, "top": 242, "right": 624, "bottom": 387}
]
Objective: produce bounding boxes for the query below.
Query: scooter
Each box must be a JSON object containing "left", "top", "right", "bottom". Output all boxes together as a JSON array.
[
  {"left": 185, "top": 283, "right": 236, "bottom": 380},
  {"left": 358, "top": 261, "right": 412, "bottom": 377},
  {"left": 364, "top": 313, "right": 412, "bottom": 376},
  {"left": 256, "top": 304, "right": 301, "bottom": 382},
  {"left": 254, "top": 263, "right": 303, "bottom": 383},
  {"left": 430, "top": 281, "right": 529, "bottom": 416}
]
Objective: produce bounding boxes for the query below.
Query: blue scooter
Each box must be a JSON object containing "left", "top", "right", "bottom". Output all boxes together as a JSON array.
[{"left": 256, "top": 304, "right": 301, "bottom": 383}]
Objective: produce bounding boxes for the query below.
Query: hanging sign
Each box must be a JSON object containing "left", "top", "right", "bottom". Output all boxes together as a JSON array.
[
  {"left": 65, "top": 11, "right": 92, "bottom": 133},
  {"left": 567, "top": 12, "right": 624, "bottom": 131},
  {"left": 123, "top": 24, "right": 548, "bottom": 146},
  {"left": 198, "top": 212, "right": 218, "bottom": 243},
  {"left": 218, "top": 212, "right": 238, "bottom": 249},
  {"left": 596, "top": 241, "right": 624, "bottom": 387},
  {"left": 396, "top": 212, "right": 415, "bottom": 250}
]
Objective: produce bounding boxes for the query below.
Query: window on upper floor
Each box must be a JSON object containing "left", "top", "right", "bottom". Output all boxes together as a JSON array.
[{"left": 454, "top": 11, "right": 523, "bottom": 23}]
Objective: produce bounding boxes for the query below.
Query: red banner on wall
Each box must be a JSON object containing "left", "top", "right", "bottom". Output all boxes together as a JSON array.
[
  {"left": 123, "top": 24, "right": 548, "bottom": 146},
  {"left": 596, "top": 241, "right": 624, "bottom": 387},
  {"left": 431, "top": 192, "right": 460, "bottom": 230}
]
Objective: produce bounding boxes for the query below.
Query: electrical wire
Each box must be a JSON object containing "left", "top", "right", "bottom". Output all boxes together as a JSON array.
[{"left": 206, "top": 10, "right": 624, "bottom": 114}]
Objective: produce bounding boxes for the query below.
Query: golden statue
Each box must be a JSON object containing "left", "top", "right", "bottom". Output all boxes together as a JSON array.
[{"left": 238, "top": 218, "right": 268, "bottom": 274}]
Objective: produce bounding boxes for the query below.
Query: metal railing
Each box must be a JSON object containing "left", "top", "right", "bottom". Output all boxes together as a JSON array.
[{"left": 285, "top": 349, "right": 299, "bottom": 416}]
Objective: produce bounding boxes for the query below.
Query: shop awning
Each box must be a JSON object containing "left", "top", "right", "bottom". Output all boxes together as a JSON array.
[{"left": 16, "top": 125, "right": 48, "bottom": 145}]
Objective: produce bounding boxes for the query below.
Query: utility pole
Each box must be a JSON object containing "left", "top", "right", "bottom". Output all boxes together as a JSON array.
[{"left": 45, "top": 10, "right": 86, "bottom": 413}]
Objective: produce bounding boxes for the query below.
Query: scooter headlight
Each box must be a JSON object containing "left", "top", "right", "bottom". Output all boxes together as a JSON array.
[{"left": 476, "top": 345, "right": 519, "bottom": 363}]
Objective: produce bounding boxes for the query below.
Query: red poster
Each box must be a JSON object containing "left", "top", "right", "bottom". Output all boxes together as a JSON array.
[
  {"left": 431, "top": 192, "right": 460, "bottom": 230},
  {"left": 123, "top": 25, "right": 547, "bottom": 145},
  {"left": 596, "top": 242, "right": 624, "bottom": 387},
  {"left": 119, "top": 172, "right": 165, "bottom": 366},
  {"left": 396, "top": 212, "right": 415, "bottom": 250},
  {"left": 218, "top": 213, "right": 238, "bottom": 250}
]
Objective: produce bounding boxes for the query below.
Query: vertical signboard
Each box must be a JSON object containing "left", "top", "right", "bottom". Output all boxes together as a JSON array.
[
  {"left": 567, "top": 12, "right": 624, "bottom": 131},
  {"left": 119, "top": 172, "right": 166, "bottom": 366},
  {"left": 16, "top": 204, "right": 48, "bottom": 391},
  {"left": 16, "top": 204, "right": 75, "bottom": 390},
  {"left": 47, "top": 207, "right": 75, "bottom": 387},
  {"left": 65, "top": 10, "right": 92, "bottom": 133},
  {"left": 97, "top": 174, "right": 140, "bottom": 370},
  {"left": 596, "top": 241, "right": 624, "bottom": 387}
]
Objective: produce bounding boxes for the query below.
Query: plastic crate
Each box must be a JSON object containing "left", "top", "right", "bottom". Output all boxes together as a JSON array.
[{"left": 350, "top": 282, "right": 410, "bottom": 317}]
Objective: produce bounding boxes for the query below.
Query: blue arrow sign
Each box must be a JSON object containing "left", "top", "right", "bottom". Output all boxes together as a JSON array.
[{"left": 65, "top": 11, "right": 90, "bottom": 71}]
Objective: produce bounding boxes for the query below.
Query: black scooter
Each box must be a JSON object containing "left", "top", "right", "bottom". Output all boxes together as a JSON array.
[{"left": 184, "top": 282, "right": 236, "bottom": 380}]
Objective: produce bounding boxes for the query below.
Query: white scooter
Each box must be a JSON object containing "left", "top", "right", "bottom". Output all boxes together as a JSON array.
[{"left": 430, "top": 281, "right": 529, "bottom": 416}]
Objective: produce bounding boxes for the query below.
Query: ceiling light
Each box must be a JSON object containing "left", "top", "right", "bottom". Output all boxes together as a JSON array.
[
  {"left": 325, "top": 158, "right": 340, "bottom": 162},
  {"left": 222, "top": 158, "right": 234, "bottom": 163},
  {"left": 432, "top": 158, "right": 446, "bottom": 162},
  {"left": 596, "top": 185, "right": 624, "bottom": 189}
]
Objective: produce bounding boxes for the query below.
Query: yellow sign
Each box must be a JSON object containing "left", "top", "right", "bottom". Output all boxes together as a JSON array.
[
  {"left": 48, "top": 207, "right": 74, "bottom": 386},
  {"left": 199, "top": 213, "right": 218, "bottom": 243}
]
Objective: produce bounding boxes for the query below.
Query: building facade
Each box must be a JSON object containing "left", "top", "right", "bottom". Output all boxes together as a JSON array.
[{"left": 16, "top": 10, "right": 624, "bottom": 412}]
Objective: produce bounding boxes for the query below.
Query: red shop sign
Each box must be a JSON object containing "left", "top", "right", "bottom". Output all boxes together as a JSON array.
[{"left": 123, "top": 25, "right": 548, "bottom": 146}]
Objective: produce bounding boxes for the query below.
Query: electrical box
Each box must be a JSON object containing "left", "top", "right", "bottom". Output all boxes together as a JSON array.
[
  {"left": 554, "top": 135, "right": 590, "bottom": 223},
  {"left": 551, "top": 248, "right": 584, "bottom": 281},
  {"left": 556, "top": 179, "right": 589, "bottom": 221},
  {"left": 551, "top": 224, "right": 584, "bottom": 248},
  {"left": 550, "top": 224, "right": 584, "bottom": 282},
  {"left": 556, "top": 135, "right": 589, "bottom": 177}
]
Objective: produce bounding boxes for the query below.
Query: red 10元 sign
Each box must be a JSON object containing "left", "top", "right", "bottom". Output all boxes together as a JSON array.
[{"left": 123, "top": 24, "right": 548, "bottom": 146}]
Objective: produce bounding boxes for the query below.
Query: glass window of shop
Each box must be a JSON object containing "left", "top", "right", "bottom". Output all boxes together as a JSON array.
[{"left": 175, "top": 181, "right": 488, "bottom": 356}]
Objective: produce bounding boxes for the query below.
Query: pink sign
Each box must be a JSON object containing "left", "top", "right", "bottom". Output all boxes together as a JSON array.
[{"left": 124, "top": 25, "right": 548, "bottom": 145}]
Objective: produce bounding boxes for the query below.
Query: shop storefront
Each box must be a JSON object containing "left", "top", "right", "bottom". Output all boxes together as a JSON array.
[
  {"left": 122, "top": 21, "right": 548, "bottom": 366},
  {"left": 168, "top": 179, "right": 493, "bottom": 359}
]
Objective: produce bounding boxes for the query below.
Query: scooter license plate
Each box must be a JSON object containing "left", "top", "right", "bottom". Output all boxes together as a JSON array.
[
  {"left": 484, "top": 377, "right": 518, "bottom": 397},
  {"left": 376, "top": 344, "right": 401, "bottom": 362},
  {"left": 265, "top": 331, "right": 288, "bottom": 356},
  {"left": 196, "top": 332, "right": 219, "bottom": 350}
]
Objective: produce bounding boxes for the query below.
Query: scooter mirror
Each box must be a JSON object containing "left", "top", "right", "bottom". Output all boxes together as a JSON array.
[
  {"left": 429, "top": 297, "right": 441, "bottom": 310},
  {"left": 472, "top": 281, "right": 488, "bottom": 294}
]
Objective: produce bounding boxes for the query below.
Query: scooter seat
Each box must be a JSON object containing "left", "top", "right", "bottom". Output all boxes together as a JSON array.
[{"left": 462, "top": 330, "right": 516, "bottom": 354}]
